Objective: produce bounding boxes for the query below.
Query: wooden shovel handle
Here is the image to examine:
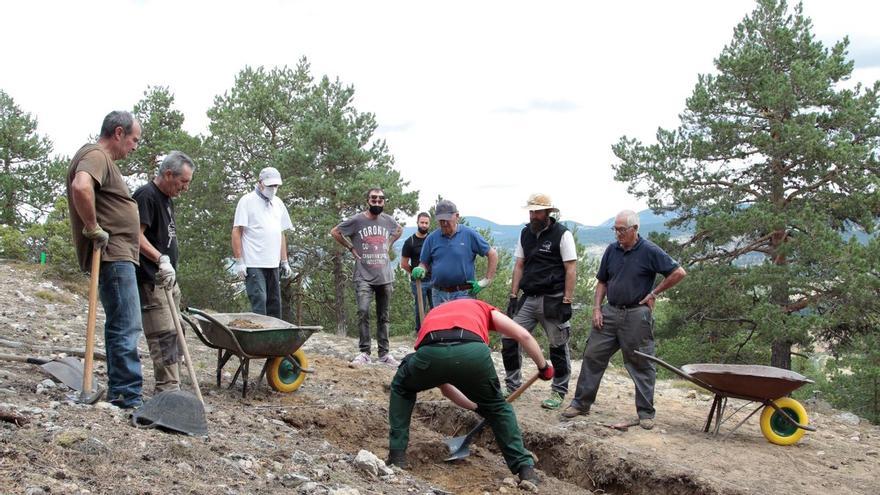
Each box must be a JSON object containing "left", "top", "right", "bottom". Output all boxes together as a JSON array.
[
  {"left": 165, "top": 287, "right": 204, "bottom": 405},
  {"left": 81, "top": 247, "right": 101, "bottom": 396},
  {"left": 415, "top": 279, "right": 426, "bottom": 323}
]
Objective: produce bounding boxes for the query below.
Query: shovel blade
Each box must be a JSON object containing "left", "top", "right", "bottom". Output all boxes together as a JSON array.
[
  {"left": 444, "top": 434, "right": 469, "bottom": 455},
  {"left": 40, "top": 357, "right": 86, "bottom": 391},
  {"left": 444, "top": 444, "right": 472, "bottom": 462}
]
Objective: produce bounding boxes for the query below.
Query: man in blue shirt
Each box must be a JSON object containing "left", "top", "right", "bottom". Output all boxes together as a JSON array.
[
  {"left": 411, "top": 200, "right": 498, "bottom": 305},
  {"left": 562, "top": 210, "right": 686, "bottom": 430}
]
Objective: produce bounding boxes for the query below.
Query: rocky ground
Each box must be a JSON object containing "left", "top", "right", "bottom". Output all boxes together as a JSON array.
[{"left": 1, "top": 259, "right": 878, "bottom": 494}]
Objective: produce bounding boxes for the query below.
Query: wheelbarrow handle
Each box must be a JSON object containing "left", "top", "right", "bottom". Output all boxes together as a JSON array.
[{"left": 634, "top": 350, "right": 720, "bottom": 395}]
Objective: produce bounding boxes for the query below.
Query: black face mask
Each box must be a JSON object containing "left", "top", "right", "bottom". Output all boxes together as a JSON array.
[
  {"left": 369, "top": 205, "right": 384, "bottom": 215},
  {"left": 417, "top": 227, "right": 429, "bottom": 235}
]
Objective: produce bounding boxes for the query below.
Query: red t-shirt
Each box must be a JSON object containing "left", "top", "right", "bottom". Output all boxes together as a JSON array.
[{"left": 413, "top": 299, "right": 497, "bottom": 348}]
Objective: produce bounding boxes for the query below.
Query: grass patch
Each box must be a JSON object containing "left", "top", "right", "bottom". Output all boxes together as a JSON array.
[{"left": 34, "top": 290, "right": 73, "bottom": 304}]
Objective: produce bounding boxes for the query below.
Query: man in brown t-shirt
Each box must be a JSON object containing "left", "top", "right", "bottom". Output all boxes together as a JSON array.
[{"left": 66, "top": 110, "right": 144, "bottom": 409}]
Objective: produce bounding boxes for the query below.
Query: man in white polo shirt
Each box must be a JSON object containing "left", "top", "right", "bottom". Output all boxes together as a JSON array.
[{"left": 231, "top": 167, "right": 293, "bottom": 318}]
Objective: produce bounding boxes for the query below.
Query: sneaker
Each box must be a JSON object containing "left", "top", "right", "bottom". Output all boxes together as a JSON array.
[
  {"left": 378, "top": 354, "right": 399, "bottom": 366},
  {"left": 541, "top": 391, "right": 564, "bottom": 410},
  {"left": 518, "top": 464, "right": 539, "bottom": 484},
  {"left": 560, "top": 406, "right": 588, "bottom": 419},
  {"left": 640, "top": 418, "right": 655, "bottom": 430},
  {"left": 349, "top": 352, "right": 371, "bottom": 366}
]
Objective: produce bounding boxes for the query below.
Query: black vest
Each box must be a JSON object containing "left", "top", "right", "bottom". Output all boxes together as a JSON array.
[{"left": 519, "top": 219, "right": 568, "bottom": 295}]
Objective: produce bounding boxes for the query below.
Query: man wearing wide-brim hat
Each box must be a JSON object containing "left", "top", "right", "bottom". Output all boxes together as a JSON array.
[{"left": 503, "top": 193, "right": 577, "bottom": 410}]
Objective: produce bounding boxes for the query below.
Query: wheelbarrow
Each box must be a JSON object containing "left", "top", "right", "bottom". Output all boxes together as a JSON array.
[
  {"left": 635, "top": 351, "right": 817, "bottom": 445},
  {"left": 182, "top": 308, "right": 321, "bottom": 397}
]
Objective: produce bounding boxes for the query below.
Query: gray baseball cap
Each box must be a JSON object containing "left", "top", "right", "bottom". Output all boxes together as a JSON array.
[
  {"left": 259, "top": 167, "right": 283, "bottom": 186},
  {"left": 435, "top": 200, "right": 458, "bottom": 221}
]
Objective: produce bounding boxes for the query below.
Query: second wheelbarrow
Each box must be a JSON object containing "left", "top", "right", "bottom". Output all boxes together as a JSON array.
[
  {"left": 635, "top": 351, "right": 817, "bottom": 445},
  {"left": 183, "top": 307, "right": 321, "bottom": 397}
]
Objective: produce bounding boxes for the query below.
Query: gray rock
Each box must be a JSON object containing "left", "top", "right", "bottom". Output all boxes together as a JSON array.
[
  {"left": 353, "top": 449, "right": 393, "bottom": 477},
  {"left": 281, "top": 474, "right": 310, "bottom": 488},
  {"left": 834, "top": 412, "right": 861, "bottom": 426}
]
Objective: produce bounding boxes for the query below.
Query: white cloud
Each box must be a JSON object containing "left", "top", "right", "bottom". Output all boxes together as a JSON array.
[{"left": 1, "top": 0, "right": 877, "bottom": 227}]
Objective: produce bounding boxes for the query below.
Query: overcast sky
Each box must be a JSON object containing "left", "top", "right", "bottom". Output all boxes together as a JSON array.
[{"left": 2, "top": 0, "right": 878, "bottom": 226}]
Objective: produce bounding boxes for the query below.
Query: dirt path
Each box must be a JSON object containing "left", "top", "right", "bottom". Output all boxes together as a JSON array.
[{"left": 0, "top": 260, "right": 878, "bottom": 494}]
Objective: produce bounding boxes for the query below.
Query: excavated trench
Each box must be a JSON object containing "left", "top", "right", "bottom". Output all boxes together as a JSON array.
[{"left": 279, "top": 401, "right": 730, "bottom": 495}]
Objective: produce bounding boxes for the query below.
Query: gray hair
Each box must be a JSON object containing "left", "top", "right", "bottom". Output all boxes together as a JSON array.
[
  {"left": 158, "top": 151, "right": 195, "bottom": 176},
  {"left": 99, "top": 111, "right": 139, "bottom": 138},
  {"left": 618, "top": 210, "right": 640, "bottom": 228}
]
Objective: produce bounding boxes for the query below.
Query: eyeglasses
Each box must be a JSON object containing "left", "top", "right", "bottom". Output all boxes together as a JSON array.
[
  {"left": 612, "top": 226, "right": 633, "bottom": 234},
  {"left": 369, "top": 195, "right": 385, "bottom": 201}
]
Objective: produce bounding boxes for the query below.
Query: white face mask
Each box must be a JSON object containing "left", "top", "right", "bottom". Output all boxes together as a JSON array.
[{"left": 262, "top": 185, "right": 277, "bottom": 200}]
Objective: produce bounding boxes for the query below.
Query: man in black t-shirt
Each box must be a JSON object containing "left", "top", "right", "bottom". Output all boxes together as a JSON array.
[
  {"left": 400, "top": 212, "right": 433, "bottom": 330},
  {"left": 133, "top": 151, "right": 195, "bottom": 393}
]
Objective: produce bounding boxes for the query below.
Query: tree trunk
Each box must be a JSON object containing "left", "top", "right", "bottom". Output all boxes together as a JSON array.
[
  {"left": 770, "top": 340, "right": 792, "bottom": 369},
  {"left": 332, "top": 251, "right": 347, "bottom": 336}
]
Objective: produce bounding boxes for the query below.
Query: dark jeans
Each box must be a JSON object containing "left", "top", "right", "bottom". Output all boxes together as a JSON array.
[
  {"left": 388, "top": 342, "right": 533, "bottom": 474},
  {"left": 570, "top": 304, "right": 656, "bottom": 419},
  {"left": 355, "top": 280, "right": 392, "bottom": 357},
  {"left": 431, "top": 288, "right": 472, "bottom": 305},
  {"left": 98, "top": 261, "right": 143, "bottom": 408},
  {"left": 245, "top": 267, "right": 281, "bottom": 318},
  {"left": 410, "top": 279, "right": 433, "bottom": 331}
]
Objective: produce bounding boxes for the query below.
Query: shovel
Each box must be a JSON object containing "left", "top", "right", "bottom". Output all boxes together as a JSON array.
[
  {"left": 164, "top": 286, "right": 204, "bottom": 405},
  {"left": 78, "top": 246, "right": 104, "bottom": 404},
  {"left": 444, "top": 371, "right": 540, "bottom": 461},
  {"left": 415, "top": 279, "right": 426, "bottom": 323},
  {"left": 0, "top": 353, "right": 86, "bottom": 391}
]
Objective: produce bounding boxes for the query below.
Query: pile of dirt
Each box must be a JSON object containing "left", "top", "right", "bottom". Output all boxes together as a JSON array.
[{"left": 0, "top": 260, "right": 878, "bottom": 494}]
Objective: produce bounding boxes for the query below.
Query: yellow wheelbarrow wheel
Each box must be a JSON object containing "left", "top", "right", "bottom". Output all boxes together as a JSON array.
[
  {"left": 760, "top": 397, "right": 808, "bottom": 446},
  {"left": 266, "top": 349, "right": 308, "bottom": 393}
]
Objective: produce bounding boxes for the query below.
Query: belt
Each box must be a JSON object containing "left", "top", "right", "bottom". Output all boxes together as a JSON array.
[
  {"left": 418, "top": 328, "right": 484, "bottom": 348},
  {"left": 609, "top": 303, "right": 646, "bottom": 310},
  {"left": 435, "top": 284, "right": 472, "bottom": 293}
]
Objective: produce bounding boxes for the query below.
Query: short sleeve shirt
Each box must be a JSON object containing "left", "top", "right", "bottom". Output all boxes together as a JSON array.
[
  {"left": 66, "top": 144, "right": 140, "bottom": 272},
  {"left": 419, "top": 225, "right": 490, "bottom": 287},
  {"left": 233, "top": 191, "right": 293, "bottom": 268},
  {"left": 414, "top": 299, "right": 497, "bottom": 348},
  {"left": 401, "top": 233, "right": 430, "bottom": 275},
  {"left": 597, "top": 236, "right": 679, "bottom": 306},
  {"left": 336, "top": 212, "right": 401, "bottom": 285},
  {"left": 133, "top": 181, "right": 177, "bottom": 286}
]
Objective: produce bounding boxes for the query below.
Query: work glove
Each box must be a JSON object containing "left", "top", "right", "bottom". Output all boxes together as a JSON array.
[
  {"left": 506, "top": 295, "right": 519, "bottom": 319},
  {"left": 538, "top": 362, "right": 555, "bottom": 381},
  {"left": 233, "top": 258, "right": 247, "bottom": 280},
  {"left": 82, "top": 224, "right": 109, "bottom": 250},
  {"left": 280, "top": 260, "right": 293, "bottom": 279},
  {"left": 156, "top": 255, "right": 176, "bottom": 289},
  {"left": 411, "top": 266, "right": 426, "bottom": 280},
  {"left": 560, "top": 302, "right": 572, "bottom": 324},
  {"left": 468, "top": 278, "right": 490, "bottom": 296}
]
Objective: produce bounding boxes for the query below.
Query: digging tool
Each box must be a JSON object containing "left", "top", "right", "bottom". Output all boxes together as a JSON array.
[
  {"left": 444, "top": 372, "right": 540, "bottom": 461},
  {"left": 415, "top": 279, "right": 426, "bottom": 323},
  {"left": 0, "top": 353, "right": 85, "bottom": 391},
  {"left": 78, "top": 246, "right": 104, "bottom": 404},
  {"left": 164, "top": 286, "right": 204, "bottom": 405}
]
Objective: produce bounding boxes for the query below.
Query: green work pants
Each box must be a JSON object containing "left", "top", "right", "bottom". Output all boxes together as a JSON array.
[{"left": 388, "top": 342, "right": 533, "bottom": 474}]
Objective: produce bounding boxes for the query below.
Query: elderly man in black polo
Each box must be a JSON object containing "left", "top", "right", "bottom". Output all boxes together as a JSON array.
[{"left": 562, "top": 210, "right": 686, "bottom": 430}]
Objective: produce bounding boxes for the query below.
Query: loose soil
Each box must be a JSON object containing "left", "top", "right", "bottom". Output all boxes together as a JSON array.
[{"left": 0, "top": 260, "right": 878, "bottom": 494}]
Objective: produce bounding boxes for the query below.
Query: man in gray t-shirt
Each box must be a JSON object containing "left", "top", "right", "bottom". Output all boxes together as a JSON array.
[{"left": 331, "top": 188, "right": 403, "bottom": 366}]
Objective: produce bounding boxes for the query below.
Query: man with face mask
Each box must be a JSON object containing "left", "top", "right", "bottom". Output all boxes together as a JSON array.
[
  {"left": 502, "top": 193, "right": 577, "bottom": 410},
  {"left": 231, "top": 167, "right": 293, "bottom": 318},
  {"left": 331, "top": 188, "right": 403, "bottom": 366},
  {"left": 400, "top": 212, "right": 434, "bottom": 331}
]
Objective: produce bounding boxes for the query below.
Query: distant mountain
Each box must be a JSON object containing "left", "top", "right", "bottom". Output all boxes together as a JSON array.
[{"left": 393, "top": 209, "right": 687, "bottom": 256}]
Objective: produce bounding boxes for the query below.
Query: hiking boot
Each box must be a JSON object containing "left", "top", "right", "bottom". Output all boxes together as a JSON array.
[
  {"left": 541, "top": 391, "right": 564, "bottom": 410},
  {"left": 349, "top": 352, "right": 371, "bottom": 366},
  {"left": 518, "top": 464, "right": 539, "bottom": 484},
  {"left": 386, "top": 449, "right": 409, "bottom": 469},
  {"left": 378, "top": 354, "right": 399, "bottom": 366},
  {"left": 560, "top": 406, "right": 588, "bottom": 419},
  {"left": 640, "top": 418, "right": 655, "bottom": 430}
]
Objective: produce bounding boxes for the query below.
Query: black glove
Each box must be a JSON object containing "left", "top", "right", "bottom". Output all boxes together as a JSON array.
[
  {"left": 560, "top": 302, "right": 572, "bottom": 324},
  {"left": 506, "top": 296, "right": 518, "bottom": 319}
]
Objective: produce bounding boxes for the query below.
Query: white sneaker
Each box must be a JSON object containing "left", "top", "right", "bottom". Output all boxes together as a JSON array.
[
  {"left": 378, "top": 354, "right": 399, "bottom": 366},
  {"left": 349, "top": 352, "right": 371, "bottom": 366}
]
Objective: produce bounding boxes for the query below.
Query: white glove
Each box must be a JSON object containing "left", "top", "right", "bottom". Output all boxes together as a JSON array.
[
  {"left": 156, "top": 255, "right": 176, "bottom": 289},
  {"left": 280, "top": 260, "right": 292, "bottom": 278},
  {"left": 478, "top": 278, "right": 490, "bottom": 288},
  {"left": 234, "top": 258, "right": 247, "bottom": 280}
]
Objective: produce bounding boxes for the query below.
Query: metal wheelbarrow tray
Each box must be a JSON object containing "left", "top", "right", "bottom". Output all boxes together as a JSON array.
[
  {"left": 635, "top": 351, "right": 817, "bottom": 445},
  {"left": 183, "top": 308, "right": 322, "bottom": 397}
]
